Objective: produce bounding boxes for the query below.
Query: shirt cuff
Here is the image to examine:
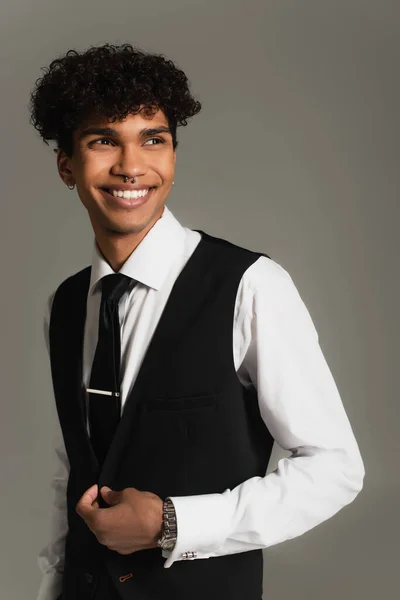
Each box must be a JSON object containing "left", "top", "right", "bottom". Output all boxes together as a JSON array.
[
  {"left": 162, "top": 491, "right": 232, "bottom": 568},
  {"left": 35, "top": 571, "right": 63, "bottom": 600}
]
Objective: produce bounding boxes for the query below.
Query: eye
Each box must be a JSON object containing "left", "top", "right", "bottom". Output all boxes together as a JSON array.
[
  {"left": 90, "top": 138, "right": 114, "bottom": 147},
  {"left": 144, "top": 137, "right": 165, "bottom": 146}
]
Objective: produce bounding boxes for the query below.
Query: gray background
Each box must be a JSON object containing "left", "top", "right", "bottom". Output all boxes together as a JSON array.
[{"left": 0, "top": 1, "right": 398, "bottom": 598}]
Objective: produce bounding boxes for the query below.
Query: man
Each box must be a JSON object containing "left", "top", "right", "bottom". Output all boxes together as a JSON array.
[{"left": 30, "top": 43, "right": 365, "bottom": 600}]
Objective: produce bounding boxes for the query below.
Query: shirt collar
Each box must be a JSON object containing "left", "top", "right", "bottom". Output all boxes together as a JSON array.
[{"left": 89, "top": 204, "right": 187, "bottom": 295}]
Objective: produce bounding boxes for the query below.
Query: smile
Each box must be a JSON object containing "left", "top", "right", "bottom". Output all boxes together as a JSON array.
[
  {"left": 100, "top": 187, "right": 156, "bottom": 208},
  {"left": 105, "top": 187, "right": 154, "bottom": 200}
]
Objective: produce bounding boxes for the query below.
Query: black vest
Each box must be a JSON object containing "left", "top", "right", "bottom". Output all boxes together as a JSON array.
[{"left": 49, "top": 230, "right": 275, "bottom": 600}]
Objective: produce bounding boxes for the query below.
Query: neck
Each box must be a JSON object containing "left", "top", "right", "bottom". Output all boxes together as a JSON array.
[
  {"left": 94, "top": 206, "right": 165, "bottom": 272},
  {"left": 95, "top": 235, "right": 142, "bottom": 272}
]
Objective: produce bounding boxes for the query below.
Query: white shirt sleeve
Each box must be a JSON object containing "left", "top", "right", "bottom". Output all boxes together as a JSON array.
[
  {"left": 36, "top": 291, "right": 70, "bottom": 600},
  {"left": 164, "top": 256, "right": 365, "bottom": 568}
]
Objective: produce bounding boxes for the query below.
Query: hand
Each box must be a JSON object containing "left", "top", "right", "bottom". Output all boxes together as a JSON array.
[{"left": 75, "top": 484, "right": 164, "bottom": 555}]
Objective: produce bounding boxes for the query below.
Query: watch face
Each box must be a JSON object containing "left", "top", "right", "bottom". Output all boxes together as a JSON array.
[{"left": 163, "top": 539, "right": 176, "bottom": 551}]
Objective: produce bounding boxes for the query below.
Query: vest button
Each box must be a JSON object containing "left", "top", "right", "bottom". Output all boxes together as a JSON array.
[{"left": 84, "top": 572, "right": 94, "bottom": 584}]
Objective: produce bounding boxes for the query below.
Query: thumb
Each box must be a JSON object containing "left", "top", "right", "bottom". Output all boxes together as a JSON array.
[
  {"left": 100, "top": 486, "right": 121, "bottom": 505},
  {"left": 76, "top": 483, "right": 99, "bottom": 517}
]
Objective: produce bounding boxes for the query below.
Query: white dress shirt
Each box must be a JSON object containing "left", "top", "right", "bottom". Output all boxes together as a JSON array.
[{"left": 36, "top": 204, "right": 365, "bottom": 600}]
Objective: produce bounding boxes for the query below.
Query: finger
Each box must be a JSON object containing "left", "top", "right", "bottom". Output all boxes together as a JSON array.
[
  {"left": 100, "top": 486, "right": 121, "bottom": 506},
  {"left": 76, "top": 483, "right": 99, "bottom": 518}
]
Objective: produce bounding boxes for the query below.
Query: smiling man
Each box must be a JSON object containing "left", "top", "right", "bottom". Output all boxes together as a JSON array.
[
  {"left": 68, "top": 114, "right": 176, "bottom": 271},
  {"left": 30, "top": 43, "right": 365, "bottom": 600}
]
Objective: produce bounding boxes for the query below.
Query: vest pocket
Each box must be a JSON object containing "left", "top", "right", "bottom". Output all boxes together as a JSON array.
[
  {"left": 147, "top": 392, "right": 218, "bottom": 413},
  {"left": 117, "top": 393, "right": 221, "bottom": 498}
]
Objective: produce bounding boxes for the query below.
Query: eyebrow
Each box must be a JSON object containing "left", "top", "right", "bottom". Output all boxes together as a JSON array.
[{"left": 78, "top": 125, "right": 172, "bottom": 141}]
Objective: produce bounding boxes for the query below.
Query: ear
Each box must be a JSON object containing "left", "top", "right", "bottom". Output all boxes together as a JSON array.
[{"left": 56, "top": 148, "right": 74, "bottom": 186}]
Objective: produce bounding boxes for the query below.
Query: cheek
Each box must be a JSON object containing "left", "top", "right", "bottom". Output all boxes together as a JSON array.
[
  {"left": 156, "top": 154, "right": 175, "bottom": 178},
  {"left": 78, "top": 153, "right": 108, "bottom": 180},
  {"left": 163, "top": 167, "right": 175, "bottom": 184}
]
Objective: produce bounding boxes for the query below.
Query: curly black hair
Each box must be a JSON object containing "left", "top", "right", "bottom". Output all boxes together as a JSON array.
[{"left": 28, "top": 43, "right": 202, "bottom": 157}]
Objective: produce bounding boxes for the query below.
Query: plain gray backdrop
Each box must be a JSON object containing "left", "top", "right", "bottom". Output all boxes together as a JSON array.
[{"left": 0, "top": 1, "right": 398, "bottom": 598}]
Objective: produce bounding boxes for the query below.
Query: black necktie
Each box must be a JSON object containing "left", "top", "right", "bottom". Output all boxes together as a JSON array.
[{"left": 88, "top": 273, "right": 134, "bottom": 467}]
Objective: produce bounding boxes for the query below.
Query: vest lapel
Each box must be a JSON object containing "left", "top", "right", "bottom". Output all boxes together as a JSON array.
[
  {"left": 50, "top": 266, "right": 100, "bottom": 477},
  {"left": 97, "top": 231, "right": 208, "bottom": 485}
]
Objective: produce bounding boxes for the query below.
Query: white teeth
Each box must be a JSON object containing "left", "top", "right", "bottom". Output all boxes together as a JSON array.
[{"left": 111, "top": 188, "right": 150, "bottom": 199}]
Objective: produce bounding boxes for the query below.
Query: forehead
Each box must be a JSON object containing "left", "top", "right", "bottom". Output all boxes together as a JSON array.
[{"left": 75, "top": 106, "right": 169, "bottom": 136}]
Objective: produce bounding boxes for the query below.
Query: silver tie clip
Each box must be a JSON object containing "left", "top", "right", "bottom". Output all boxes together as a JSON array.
[{"left": 86, "top": 388, "right": 120, "bottom": 397}]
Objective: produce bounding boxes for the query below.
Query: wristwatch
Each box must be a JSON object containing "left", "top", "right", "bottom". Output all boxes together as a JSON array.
[{"left": 156, "top": 497, "right": 177, "bottom": 551}]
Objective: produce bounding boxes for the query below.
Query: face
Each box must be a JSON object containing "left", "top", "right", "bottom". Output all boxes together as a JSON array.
[{"left": 57, "top": 106, "right": 176, "bottom": 241}]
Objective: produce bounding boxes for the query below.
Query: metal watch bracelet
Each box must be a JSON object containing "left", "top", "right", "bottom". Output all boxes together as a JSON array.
[{"left": 156, "top": 497, "right": 177, "bottom": 551}]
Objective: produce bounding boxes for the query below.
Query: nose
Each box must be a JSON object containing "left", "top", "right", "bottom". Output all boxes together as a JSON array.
[{"left": 111, "top": 145, "right": 147, "bottom": 180}]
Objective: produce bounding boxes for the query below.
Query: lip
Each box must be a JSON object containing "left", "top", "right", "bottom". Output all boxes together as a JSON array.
[{"left": 99, "top": 187, "right": 155, "bottom": 208}]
